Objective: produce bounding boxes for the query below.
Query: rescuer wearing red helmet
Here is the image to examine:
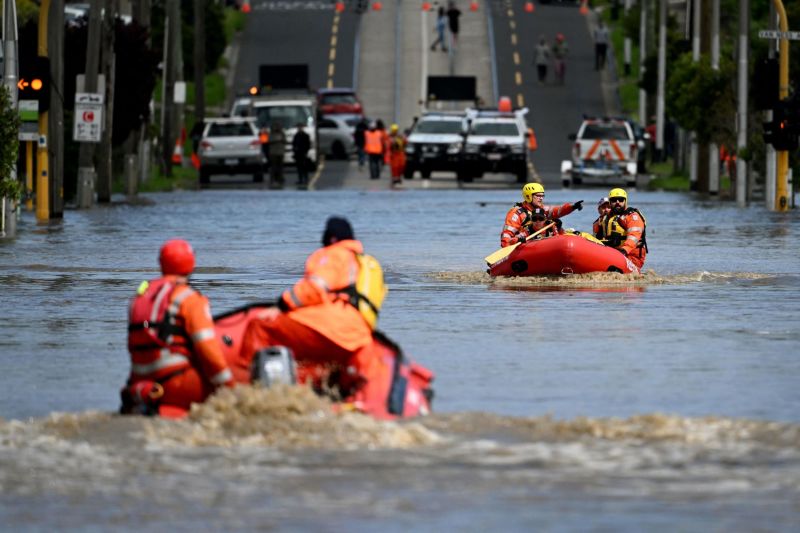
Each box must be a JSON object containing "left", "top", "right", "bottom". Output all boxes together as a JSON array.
[
  {"left": 500, "top": 182, "right": 584, "bottom": 247},
  {"left": 122, "top": 239, "right": 234, "bottom": 416},
  {"left": 602, "top": 188, "right": 648, "bottom": 269}
]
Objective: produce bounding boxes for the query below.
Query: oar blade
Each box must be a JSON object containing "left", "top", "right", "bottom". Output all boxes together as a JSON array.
[{"left": 485, "top": 243, "right": 519, "bottom": 265}]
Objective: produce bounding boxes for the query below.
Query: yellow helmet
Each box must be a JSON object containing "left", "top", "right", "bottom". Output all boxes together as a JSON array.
[
  {"left": 390, "top": 123, "right": 399, "bottom": 133},
  {"left": 608, "top": 188, "right": 627, "bottom": 200},
  {"left": 522, "top": 182, "right": 545, "bottom": 203}
]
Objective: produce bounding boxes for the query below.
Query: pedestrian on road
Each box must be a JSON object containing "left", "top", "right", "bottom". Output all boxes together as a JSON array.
[
  {"left": 364, "top": 122, "right": 384, "bottom": 179},
  {"left": 446, "top": 2, "right": 461, "bottom": 48},
  {"left": 387, "top": 124, "right": 406, "bottom": 188},
  {"left": 268, "top": 122, "right": 286, "bottom": 189},
  {"left": 376, "top": 119, "right": 389, "bottom": 170},
  {"left": 594, "top": 19, "right": 609, "bottom": 71},
  {"left": 292, "top": 123, "right": 311, "bottom": 189},
  {"left": 552, "top": 33, "right": 569, "bottom": 85},
  {"left": 430, "top": 7, "right": 448, "bottom": 52},
  {"left": 533, "top": 35, "right": 551, "bottom": 85},
  {"left": 354, "top": 118, "right": 367, "bottom": 169}
]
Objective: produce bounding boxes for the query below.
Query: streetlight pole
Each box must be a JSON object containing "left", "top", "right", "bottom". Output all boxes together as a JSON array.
[
  {"left": 2, "top": 0, "right": 19, "bottom": 237},
  {"left": 708, "top": 0, "right": 720, "bottom": 196},
  {"left": 736, "top": 0, "right": 749, "bottom": 206}
]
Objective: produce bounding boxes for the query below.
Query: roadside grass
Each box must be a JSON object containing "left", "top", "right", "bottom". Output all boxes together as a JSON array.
[
  {"left": 224, "top": 9, "right": 247, "bottom": 41},
  {"left": 647, "top": 161, "right": 689, "bottom": 191}
]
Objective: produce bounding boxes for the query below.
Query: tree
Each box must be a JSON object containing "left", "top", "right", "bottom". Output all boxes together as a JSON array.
[{"left": 0, "top": 86, "right": 22, "bottom": 201}]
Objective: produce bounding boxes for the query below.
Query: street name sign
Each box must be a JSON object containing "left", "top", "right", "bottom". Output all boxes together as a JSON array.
[{"left": 758, "top": 30, "right": 800, "bottom": 40}]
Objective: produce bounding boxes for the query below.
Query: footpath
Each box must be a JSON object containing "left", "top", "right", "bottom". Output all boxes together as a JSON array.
[{"left": 341, "top": 1, "right": 497, "bottom": 189}]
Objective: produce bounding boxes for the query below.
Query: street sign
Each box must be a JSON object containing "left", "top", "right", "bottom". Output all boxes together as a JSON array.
[
  {"left": 73, "top": 92, "right": 104, "bottom": 143},
  {"left": 18, "top": 100, "right": 39, "bottom": 141},
  {"left": 758, "top": 30, "right": 800, "bottom": 40}
]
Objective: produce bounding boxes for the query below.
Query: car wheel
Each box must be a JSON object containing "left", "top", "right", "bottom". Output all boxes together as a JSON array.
[
  {"left": 515, "top": 166, "right": 528, "bottom": 183},
  {"left": 421, "top": 168, "right": 432, "bottom": 179},
  {"left": 562, "top": 178, "right": 571, "bottom": 188},
  {"left": 457, "top": 170, "right": 473, "bottom": 182},
  {"left": 332, "top": 141, "right": 346, "bottom": 160},
  {"left": 573, "top": 176, "right": 583, "bottom": 186},
  {"left": 254, "top": 171, "right": 264, "bottom": 183},
  {"left": 626, "top": 179, "right": 637, "bottom": 188},
  {"left": 404, "top": 166, "right": 415, "bottom": 179}
]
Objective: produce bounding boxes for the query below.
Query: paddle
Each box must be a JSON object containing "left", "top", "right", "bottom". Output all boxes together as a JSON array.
[{"left": 484, "top": 222, "right": 556, "bottom": 265}]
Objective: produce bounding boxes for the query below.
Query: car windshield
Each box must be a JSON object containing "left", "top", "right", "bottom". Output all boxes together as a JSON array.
[
  {"left": 582, "top": 123, "right": 630, "bottom": 140},
  {"left": 255, "top": 106, "right": 313, "bottom": 129},
  {"left": 207, "top": 122, "right": 254, "bottom": 137},
  {"left": 471, "top": 122, "right": 520, "bottom": 136},
  {"left": 321, "top": 94, "right": 357, "bottom": 105},
  {"left": 415, "top": 120, "right": 463, "bottom": 134}
]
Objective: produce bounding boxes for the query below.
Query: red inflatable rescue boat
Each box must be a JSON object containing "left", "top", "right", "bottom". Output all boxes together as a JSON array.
[
  {"left": 213, "top": 304, "right": 435, "bottom": 420},
  {"left": 488, "top": 233, "right": 639, "bottom": 276}
]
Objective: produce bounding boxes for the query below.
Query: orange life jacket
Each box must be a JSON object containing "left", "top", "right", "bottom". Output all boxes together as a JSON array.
[
  {"left": 128, "top": 278, "right": 194, "bottom": 382},
  {"left": 364, "top": 130, "right": 384, "bottom": 155}
]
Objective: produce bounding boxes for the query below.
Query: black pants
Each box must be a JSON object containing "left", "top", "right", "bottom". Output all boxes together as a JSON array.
[
  {"left": 595, "top": 43, "right": 608, "bottom": 70},
  {"left": 295, "top": 154, "right": 309, "bottom": 185},
  {"left": 368, "top": 154, "right": 382, "bottom": 179}
]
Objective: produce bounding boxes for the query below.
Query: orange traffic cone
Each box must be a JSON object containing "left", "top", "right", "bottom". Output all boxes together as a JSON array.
[
  {"left": 469, "top": 1, "right": 478, "bottom": 11},
  {"left": 524, "top": 2, "right": 534, "bottom": 13},
  {"left": 372, "top": 2, "right": 382, "bottom": 11},
  {"left": 335, "top": 1, "right": 345, "bottom": 12},
  {"left": 579, "top": 0, "right": 588, "bottom": 15},
  {"left": 422, "top": 1, "right": 431, "bottom": 10},
  {"left": 172, "top": 127, "right": 186, "bottom": 165},
  {"left": 241, "top": 0, "right": 251, "bottom": 13}
]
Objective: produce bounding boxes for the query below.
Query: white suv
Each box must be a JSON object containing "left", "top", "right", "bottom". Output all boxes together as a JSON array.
[
  {"left": 461, "top": 108, "right": 531, "bottom": 183},
  {"left": 404, "top": 112, "right": 467, "bottom": 179},
  {"left": 561, "top": 117, "right": 638, "bottom": 188}
]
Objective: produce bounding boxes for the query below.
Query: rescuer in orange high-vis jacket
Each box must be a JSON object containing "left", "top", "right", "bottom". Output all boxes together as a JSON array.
[
  {"left": 123, "top": 239, "right": 234, "bottom": 415},
  {"left": 240, "top": 217, "right": 376, "bottom": 385},
  {"left": 500, "top": 182, "right": 583, "bottom": 247},
  {"left": 603, "top": 188, "right": 648, "bottom": 269}
]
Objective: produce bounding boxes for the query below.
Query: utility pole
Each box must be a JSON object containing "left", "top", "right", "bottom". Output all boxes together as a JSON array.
[
  {"left": 161, "top": 0, "right": 179, "bottom": 176},
  {"left": 2, "top": 0, "right": 19, "bottom": 237},
  {"left": 76, "top": 0, "right": 102, "bottom": 208},
  {"left": 708, "top": 0, "right": 720, "bottom": 196},
  {"left": 689, "top": 0, "right": 700, "bottom": 191},
  {"left": 736, "top": 0, "right": 749, "bottom": 206},
  {"left": 194, "top": 0, "right": 205, "bottom": 127},
  {"left": 772, "top": 0, "right": 790, "bottom": 212},
  {"left": 96, "top": 0, "right": 117, "bottom": 202},
  {"left": 655, "top": 0, "right": 666, "bottom": 160},
  {"left": 623, "top": 0, "right": 631, "bottom": 76},
  {"left": 638, "top": 0, "right": 647, "bottom": 125},
  {"left": 36, "top": 0, "right": 50, "bottom": 222},
  {"left": 48, "top": 0, "right": 64, "bottom": 217}
]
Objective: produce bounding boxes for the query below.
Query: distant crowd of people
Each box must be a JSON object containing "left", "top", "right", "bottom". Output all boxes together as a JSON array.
[{"left": 354, "top": 118, "right": 408, "bottom": 187}]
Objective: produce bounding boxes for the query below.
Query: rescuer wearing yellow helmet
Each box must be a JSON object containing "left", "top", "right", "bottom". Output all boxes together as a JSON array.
[
  {"left": 499, "top": 183, "right": 584, "bottom": 247},
  {"left": 387, "top": 123, "right": 406, "bottom": 188},
  {"left": 602, "top": 188, "right": 648, "bottom": 269}
]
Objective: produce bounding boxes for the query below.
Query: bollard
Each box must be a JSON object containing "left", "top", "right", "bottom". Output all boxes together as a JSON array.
[
  {"left": 126, "top": 154, "right": 138, "bottom": 198},
  {"left": 77, "top": 167, "right": 96, "bottom": 209}
]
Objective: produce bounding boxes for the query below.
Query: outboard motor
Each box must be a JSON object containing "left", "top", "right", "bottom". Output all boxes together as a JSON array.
[{"left": 251, "top": 346, "right": 297, "bottom": 387}]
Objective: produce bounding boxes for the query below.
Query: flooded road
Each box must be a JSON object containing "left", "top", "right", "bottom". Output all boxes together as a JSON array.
[{"left": 1, "top": 187, "right": 799, "bottom": 531}]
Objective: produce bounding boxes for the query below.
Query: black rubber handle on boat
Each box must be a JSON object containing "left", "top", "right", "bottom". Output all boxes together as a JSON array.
[{"left": 213, "top": 301, "right": 277, "bottom": 321}]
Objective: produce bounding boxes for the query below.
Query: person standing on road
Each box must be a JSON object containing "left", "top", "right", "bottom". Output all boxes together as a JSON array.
[
  {"left": 387, "top": 124, "right": 407, "bottom": 188},
  {"left": 354, "top": 118, "right": 367, "bottom": 169},
  {"left": 292, "top": 123, "right": 311, "bottom": 189},
  {"left": 594, "top": 19, "right": 609, "bottom": 71},
  {"left": 500, "top": 183, "right": 583, "bottom": 248},
  {"left": 430, "top": 7, "right": 448, "bottom": 52},
  {"left": 533, "top": 35, "right": 551, "bottom": 85},
  {"left": 268, "top": 122, "right": 287, "bottom": 189},
  {"left": 446, "top": 2, "right": 461, "bottom": 48},
  {"left": 552, "top": 33, "right": 569, "bottom": 85},
  {"left": 364, "top": 122, "right": 384, "bottom": 179}
]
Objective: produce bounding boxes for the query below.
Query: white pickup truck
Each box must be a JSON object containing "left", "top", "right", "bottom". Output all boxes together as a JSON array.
[{"left": 561, "top": 117, "right": 638, "bottom": 188}]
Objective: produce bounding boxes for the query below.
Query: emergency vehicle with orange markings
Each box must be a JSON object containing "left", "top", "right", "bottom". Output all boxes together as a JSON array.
[{"left": 561, "top": 117, "right": 638, "bottom": 188}]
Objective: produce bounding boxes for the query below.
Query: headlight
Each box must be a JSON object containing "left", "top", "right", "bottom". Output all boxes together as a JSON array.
[
  {"left": 465, "top": 144, "right": 480, "bottom": 153},
  {"left": 447, "top": 142, "right": 462, "bottom": 154},
  {"left": 511, "top": 144, "right": 525, "bottom": 153},
  {"left": 405, "top": 144, "right": 415, "bottom": 154}
]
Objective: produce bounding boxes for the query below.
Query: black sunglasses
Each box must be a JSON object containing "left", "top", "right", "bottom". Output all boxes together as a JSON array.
[{"left": 610, "top": 197, "right": 626, "bottom": 203}]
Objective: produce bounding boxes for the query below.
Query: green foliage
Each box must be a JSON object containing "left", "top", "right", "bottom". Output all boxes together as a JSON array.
[
  {"left": 0, "top": 86, "right": 22, "bottom": 200},
  {"left": 14, "top": 0, "right": 39, "bottom": 25},
  {"left": 666, "top": 55, "right": 736, "bottom": 146}
]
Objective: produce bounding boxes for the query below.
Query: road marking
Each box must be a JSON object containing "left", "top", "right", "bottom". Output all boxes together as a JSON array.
[
  {"left": 308, "top": 155, "right": 325, "bottom": 191},
  {"left": 515, "top": 71, "right": 522, "bottom": 85},
  {"left": 509, "top": 20, "right": 515, "bottom": 30},
  {"left": 507, "top": 9, "right": 513, "bottom": 17},
  {"left": 331, "top": 35, "right": 337, "bottom": 47},
  {"left": 329, "top": 48, "right": 336, "bottom": 61},
  {"left": 332, "top": 23, "right": 338, "bottom": 34},
  {"left": 327, "top": 78, "right": 333, "bottom": 88},
  {"left": 328, "top": 63, "right": 335, "bottom": 77},
  {"left": 510, "top": 33, "right": 517, "bottom": 45},
  {"left": 517, "top": 93, "right": 524, "bottom": 107},
  {"left": 513, "top": 51, "right": 520, "bottom": 65}
]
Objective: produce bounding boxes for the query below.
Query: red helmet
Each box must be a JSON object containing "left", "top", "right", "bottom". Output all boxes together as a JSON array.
[{"left": 159, "top": 239, "right": 195, "bottom": 275}]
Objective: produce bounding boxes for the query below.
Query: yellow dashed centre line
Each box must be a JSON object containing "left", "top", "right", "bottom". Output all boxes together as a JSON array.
[
  {"left": 510, "top": 33, "right": 517, "bottom": 46},
  {"left": 515, "top": 71, "right": 522, "bottom": 85},
  {"left": 331, "top": 35, "right": 337, "bottom": 47},
  {"left": 513, "top": 51, "right": 520, "bottom": 65},
  {"left": 329, "top": 48, "right": 336, "bottom": 61},
  {"left": 507, "top": 9, "right": 513, "bottom": 17},
  {"left": 517, "top": 93, "right": 525, "bottom": 107},
  {"left": 328, "top": 63, "right": 335, "bottom": 77},
  {"left": 509, "top": 20, "right": 516, "bottom": 30},
  {"left": 327, "top": 14, "right": 340, "bottom": 88}
]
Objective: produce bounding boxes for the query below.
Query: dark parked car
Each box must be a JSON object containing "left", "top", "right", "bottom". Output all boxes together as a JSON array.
[{"left": 316, "top": 88, "right": 364, "bottom": 116}]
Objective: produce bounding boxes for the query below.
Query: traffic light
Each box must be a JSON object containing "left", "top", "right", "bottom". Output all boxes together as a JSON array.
[
  {"left": 763, "top": 100, "right": 799, "bottom": 152},
  {"left": 18, "top": 56, "right": 51, "bottom": 112},
  {"left": 753, "top": 58, "right": 779, "bottom": 111}
]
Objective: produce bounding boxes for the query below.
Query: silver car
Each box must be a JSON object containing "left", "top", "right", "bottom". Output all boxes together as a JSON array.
[
  {"left": 197, "top": 117, "right": 266, "bottom": 187},
  {"left": 317, "top": 114, "right": 360, "bottom": 159}
]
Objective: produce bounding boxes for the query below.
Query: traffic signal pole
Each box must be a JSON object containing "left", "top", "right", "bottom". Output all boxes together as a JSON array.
[
  {"left": 36, "top": 0, "right": 50, "bottom": 222},
  {"left": 773, "top": 0, "right": 789, "bottom": 212}
]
